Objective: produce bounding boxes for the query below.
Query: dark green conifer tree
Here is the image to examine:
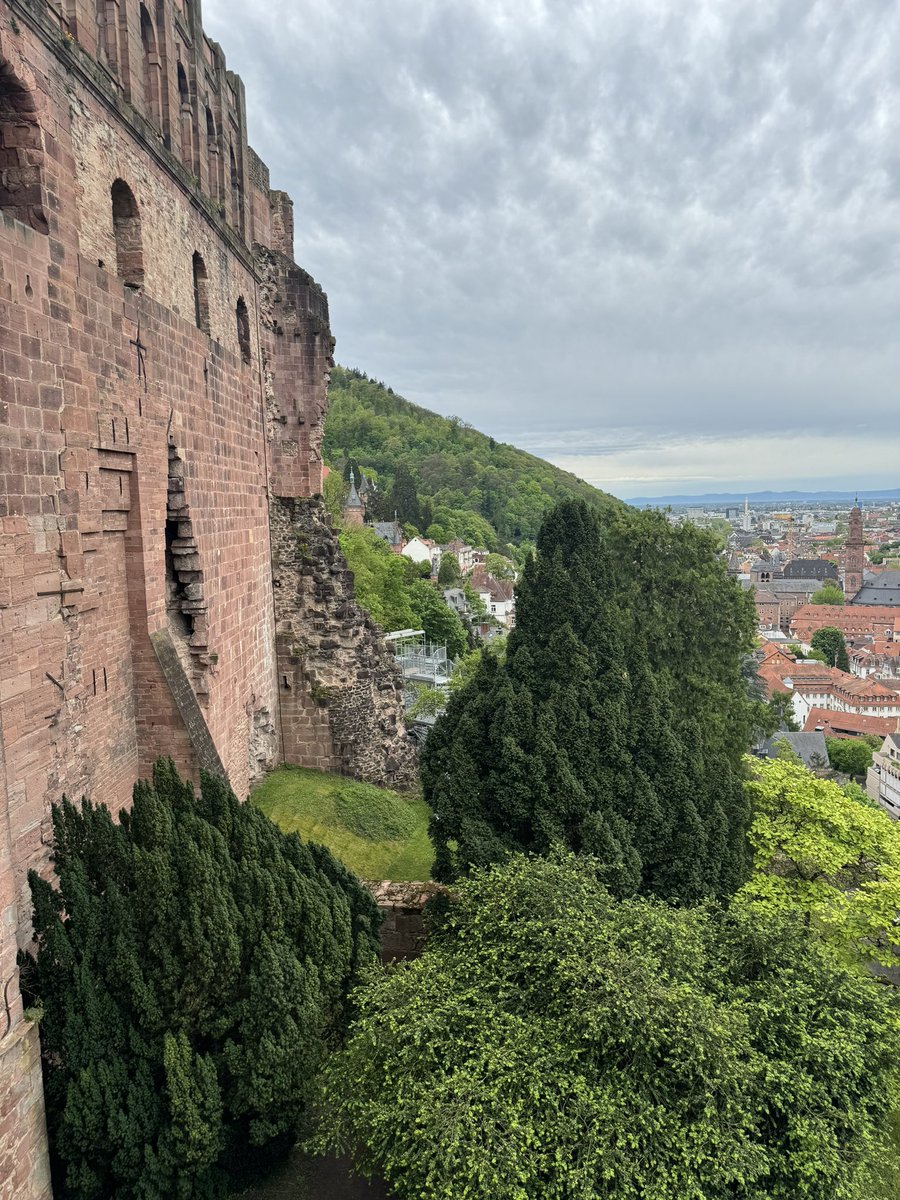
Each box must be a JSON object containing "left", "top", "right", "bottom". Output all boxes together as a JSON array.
[
  {"left": 22, "top": 760, "right": 379, "bottom": 1200},
  {"left": 387, "top": 464, "right": 421, "bottom": 529},
  {"left": 422, "top": 500, "right": 758, "bottom": 900},
  {"left": 811, "top": 625, "right": 851, "bottom": 672}
]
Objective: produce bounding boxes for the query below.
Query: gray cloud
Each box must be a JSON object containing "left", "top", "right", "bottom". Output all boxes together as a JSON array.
[{"left": 204, "top": 0, "right": 900, "bottom": 495}]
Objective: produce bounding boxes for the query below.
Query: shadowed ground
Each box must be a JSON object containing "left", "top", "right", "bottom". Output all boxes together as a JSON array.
[{"left": 239, "top": 1151, "right": 392, "bottom": 1200}]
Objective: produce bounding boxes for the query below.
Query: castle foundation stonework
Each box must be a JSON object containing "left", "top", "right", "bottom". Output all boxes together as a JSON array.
[{"left": 0, "top": 0, "right": 414, "bottom": 1192}]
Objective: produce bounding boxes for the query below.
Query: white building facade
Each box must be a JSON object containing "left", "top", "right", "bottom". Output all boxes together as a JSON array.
[{"left": 867, "top": 733, "right": 900, "bottom": 820}]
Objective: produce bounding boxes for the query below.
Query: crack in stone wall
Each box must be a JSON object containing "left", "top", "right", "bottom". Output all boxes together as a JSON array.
[
  {"left": 165, "top": 443, "right": 212, "bottom": 704},
  {"left": 248, "top": 703, "right": 277, "bottom": 786}
]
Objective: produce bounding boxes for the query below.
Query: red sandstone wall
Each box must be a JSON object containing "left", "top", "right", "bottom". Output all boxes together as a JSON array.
[{"left": 0, "top": 1, "right": 335, "bottom": 1193}]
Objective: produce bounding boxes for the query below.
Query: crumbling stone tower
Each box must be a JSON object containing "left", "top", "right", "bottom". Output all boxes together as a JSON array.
[{"left": 0, "top": 0, "right": 414, "bottom": 1193}]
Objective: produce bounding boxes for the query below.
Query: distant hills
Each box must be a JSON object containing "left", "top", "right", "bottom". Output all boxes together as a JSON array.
[
  {"left": 323, "top": 367, "right": 617, "bottom": 549},
  {"left": 628, "top": 488, "right": 900, "bottom": 508}
]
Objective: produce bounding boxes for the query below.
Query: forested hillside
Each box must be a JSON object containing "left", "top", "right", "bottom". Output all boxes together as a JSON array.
[{"left": 323, "top": 366, "right": 618, "bottom": 551}]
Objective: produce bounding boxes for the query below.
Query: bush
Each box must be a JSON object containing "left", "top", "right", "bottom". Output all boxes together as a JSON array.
[
  {"left": 23, "top": 760, "right": 379, "bottom": 1199},
  {"left": 313, "top": 853, "right": 900, "bottom": 1199}
]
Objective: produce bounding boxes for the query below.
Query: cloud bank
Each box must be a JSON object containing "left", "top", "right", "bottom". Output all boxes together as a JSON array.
[{"left": 204, "top": 0, "right": 900, "bottom": 497}]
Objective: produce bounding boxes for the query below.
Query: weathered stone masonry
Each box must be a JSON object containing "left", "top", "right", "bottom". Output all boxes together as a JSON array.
[
  {"left": 0, "top": 0, "right": 414, "bottom": 1194},
  {"left": 270, "top": 497, "right": 417, "bottom": 790}
]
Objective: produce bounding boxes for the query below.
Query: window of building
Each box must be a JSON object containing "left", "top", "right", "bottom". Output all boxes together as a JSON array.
[
  {"left": 236, "top": 296, "right": 251, "bottom": 363},
  {"left": 205, "top": 106, "right": 219, "bottom": 201},
  {"left": 111, "top": 179, "right": 143, "bottom": 288},
  {"left": 96, "top": 0, "right": 119, "bottom": 69},
  {"left": 177, "top": 62, "right": 193, "bottom": 169},
  {"left": 140, "top": 4, "right": 162, "bottom": 128},
  {"left": 229, "top": 142, "right": 242, "bottom": 231},
  {"left": 192, "top": 252, "right": 209, "bottom": 333},
  {"left": 0, "top": 60, "right": 49, "bottom": 233}
]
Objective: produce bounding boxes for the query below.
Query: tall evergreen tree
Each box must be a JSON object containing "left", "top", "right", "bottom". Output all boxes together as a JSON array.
[
  {"left": 811, "top": 625, "right": 850, "bottom": 671},
  {"left": 22, "top": 760, "right": 379, "bottom": 1200},
  {"left": 388, "top": 464, "right": 421, "bottom": 529},
  {"left": 422, "top": 500, "right": 758, "bottom": 900}
]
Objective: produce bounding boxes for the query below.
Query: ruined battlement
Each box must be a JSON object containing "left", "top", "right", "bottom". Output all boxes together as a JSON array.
[
  {"left": 0, "top": 2, "right": 413, "bottom": 1194},
  {"left": 9, "top": 0, "right": 274, "bottom": 250}
]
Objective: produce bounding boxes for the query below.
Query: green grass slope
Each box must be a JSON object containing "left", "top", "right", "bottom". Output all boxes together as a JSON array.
[
  {"left": 323, "top": 365, "right": 618, "bottom": 549},
  {"left": 251, "top": 767, "right": 433, "bottom": 881}
]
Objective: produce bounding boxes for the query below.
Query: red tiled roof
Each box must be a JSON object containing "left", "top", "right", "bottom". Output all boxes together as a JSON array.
[
  {"left": 758, "top": 657, "right": 900, "bottom": 704},
  {"left": 791, "top": 604, "right": 900, "bottom": 639},
  {"left": 469, "top": 568, "right": 514, "bottom": 603},
  {"left": 803, "top": 708, "right": 899, "bottom": 738}
]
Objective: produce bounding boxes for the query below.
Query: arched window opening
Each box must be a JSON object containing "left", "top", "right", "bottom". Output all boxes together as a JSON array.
[
  {"left": 229, "top": 143, "right": 241, "bottom": 230},
  {"left": 140, "top": 4, "right": 161, "bottom": 128},
  {"left": 205, "top": 105, "right": 220, "bottom": 202},
  {"left": 0, "top": 61, "right": 49, "bottom": 234},
  {"left": 177, "top": 63, "right": 193, "bottom": 169},
  {"left": 192, "top": 251, "right": 209, "bottom": 333},
  {"left": 111, "top": 179, "right": 143, "bottom": 288},
  {"left": 236, "top": 296, "right": 251, "bottom": 364}
]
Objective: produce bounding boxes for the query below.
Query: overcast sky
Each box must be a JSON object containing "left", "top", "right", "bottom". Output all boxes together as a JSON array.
[{"left": 203, "top": 0, "right": 900, "bottom": 499}]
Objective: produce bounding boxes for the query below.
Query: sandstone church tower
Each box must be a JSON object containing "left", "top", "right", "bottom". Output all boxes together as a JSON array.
[{"left": 843, "top": 501, "right": 865, "bottom": 598}]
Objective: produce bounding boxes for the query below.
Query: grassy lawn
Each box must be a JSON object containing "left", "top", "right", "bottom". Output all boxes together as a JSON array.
[{"left": 251, "top": 767, "right": 433, "bottom": 881}]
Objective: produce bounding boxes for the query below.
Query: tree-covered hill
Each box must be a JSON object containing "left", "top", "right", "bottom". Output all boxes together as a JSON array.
[{"left": 323, "top": 366, "right": 619, "bottom": 550}]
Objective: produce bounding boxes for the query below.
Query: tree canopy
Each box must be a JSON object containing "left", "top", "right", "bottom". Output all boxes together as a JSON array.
[
  {"left": 737, "top": 757, "right": 900, "bottom": 969},
  {"left": 323, "top": 366, "right": 618, "bottom": 549},
  {"left": 422, "top": 500, "right": 759, "bottom": 901},
  {"left": 339, "top": 524, "right": 468, "bottom": 658},
  {"left": 313, "top": 853, "right": 900, "bottom": 1200},
  {"left": 22, "top": 760, "right": 380, "bottom": 1200},
  {"left": 811, "top": 584, "right": 845, "bottom": 605},
  {"left": 436, "top": 551, "right": 461, "bottom": 586},
  {"left": 765, "top": 688, "right": 800, "bottom": 732},
  {"left": 826, "top": 737, "right": 874, "bottom": 778},
  {"left": 483, "top": 552, "right": 516, "bottom": 580},
  {"left": 811, "top": 625, "right": 850, "bottom": 671}
]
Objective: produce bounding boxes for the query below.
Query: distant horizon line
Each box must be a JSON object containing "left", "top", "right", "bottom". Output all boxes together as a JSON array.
[{"left": 615, "top": 486, "right": 900, "bottom": 507}]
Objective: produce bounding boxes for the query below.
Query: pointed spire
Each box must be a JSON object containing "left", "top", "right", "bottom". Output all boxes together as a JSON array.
[{"left": 346, "top": 469, "right": 363, "bottom": 509}]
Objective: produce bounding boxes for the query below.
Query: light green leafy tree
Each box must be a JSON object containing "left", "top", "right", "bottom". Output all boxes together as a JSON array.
[
  {"left": 409, "top": 579, "right": 468, "bottom": 660},
  {"left": 404, "top": 682, "right": 447, "bottom": 722},
  {"left": 339, "top": 525, "right": 417, "bottom": 630},
  {"left": 811, "top": 584, "right": 845, "bottom": 605},
  {"left": 826, "top": 737, "right": 874, "bottom": 778},
  {"left": 322, "top": 470, "right": 348, "bottom": 523},
  {"left": 483, "top": 552, "right": 516, "bottom": 579},
  {"left": 737, "top": 757, "right": 900, "bottom": 968},
  {"left": 312, "top": 853, "right": 900, "bottom": 1200},
  {"left": 436, "top": 552, "right": 461, "bottom": 586}
]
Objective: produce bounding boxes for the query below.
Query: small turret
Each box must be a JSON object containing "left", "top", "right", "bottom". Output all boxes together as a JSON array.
[{"left": 342, "top": 470, "right": 365, "bottom": 527}]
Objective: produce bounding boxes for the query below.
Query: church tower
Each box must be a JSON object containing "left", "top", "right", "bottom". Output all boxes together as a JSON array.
[
  {"left": 844, "top": 500, "right": 865, "bottom": 598},
  {"left": 342, "top": 471, "right": 366, "bottom": 527}
]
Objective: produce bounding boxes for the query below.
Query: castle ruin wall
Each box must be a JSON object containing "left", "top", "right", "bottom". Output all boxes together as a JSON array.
[{"left": 0, "top": 0, "right": 414, "bottom": 1192}]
